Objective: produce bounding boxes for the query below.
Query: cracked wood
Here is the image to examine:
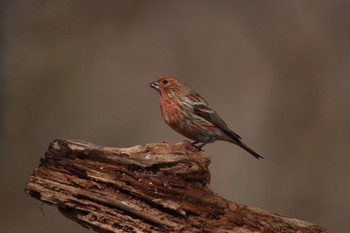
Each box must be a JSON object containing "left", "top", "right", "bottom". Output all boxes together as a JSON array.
[{"left": 25, "top": 139, "right": 328, "bottom": 233}]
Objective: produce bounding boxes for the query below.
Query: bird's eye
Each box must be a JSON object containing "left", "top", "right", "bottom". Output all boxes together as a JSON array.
[{"left": 162, "top": 80, "right": 168, "bottom": 85}]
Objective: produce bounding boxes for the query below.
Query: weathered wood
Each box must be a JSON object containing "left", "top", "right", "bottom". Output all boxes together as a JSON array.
[{"left": 25, "top": 139, "right": 328, "bottom": 233}]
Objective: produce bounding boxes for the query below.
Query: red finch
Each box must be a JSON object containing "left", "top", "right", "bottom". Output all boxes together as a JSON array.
[{"left": 150, "top": 76, "right": 263, "bottom": 159}]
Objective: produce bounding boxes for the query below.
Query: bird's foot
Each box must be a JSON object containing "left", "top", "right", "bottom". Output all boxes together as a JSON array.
[{"left": 191, "top": 141, "right": 206, "bottom": 151}]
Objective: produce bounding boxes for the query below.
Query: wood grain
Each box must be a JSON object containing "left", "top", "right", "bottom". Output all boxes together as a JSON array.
[{"left": 25, "top": 139, "right": 328, "bottom": 233}]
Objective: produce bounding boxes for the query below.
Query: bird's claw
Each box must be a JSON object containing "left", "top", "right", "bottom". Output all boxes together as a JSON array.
[{"left": 191, "top": 142, "right": 206, "bottom": 151}]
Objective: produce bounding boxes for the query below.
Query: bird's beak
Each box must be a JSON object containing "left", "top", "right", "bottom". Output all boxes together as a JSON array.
[{"left": 150, "top": 81, "right": 160, "bottom": 91}]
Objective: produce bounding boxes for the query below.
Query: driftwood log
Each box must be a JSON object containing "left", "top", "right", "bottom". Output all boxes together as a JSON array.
[{"left": 25, "top": 139, "right": 328, "bottom": 233}]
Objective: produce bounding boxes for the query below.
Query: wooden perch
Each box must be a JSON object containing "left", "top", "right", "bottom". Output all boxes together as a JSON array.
[{"left": 25, "top": 139, "right": 328, "bottom": 233}]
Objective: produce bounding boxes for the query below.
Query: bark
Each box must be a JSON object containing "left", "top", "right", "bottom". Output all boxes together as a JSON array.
[{"left": 25, "top": 139, "right": 328, "bottom": 233}]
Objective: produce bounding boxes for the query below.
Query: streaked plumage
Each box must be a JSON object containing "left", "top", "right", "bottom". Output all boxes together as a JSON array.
[{"left": 150, "top": 76, "right": 263, "bottom": 159}]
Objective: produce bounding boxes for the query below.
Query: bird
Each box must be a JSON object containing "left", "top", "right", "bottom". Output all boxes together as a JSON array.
[{"left": 150, "top": 76, "right": 263, "bottom": 159}]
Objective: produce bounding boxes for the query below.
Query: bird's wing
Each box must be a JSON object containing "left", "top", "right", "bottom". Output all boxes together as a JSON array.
[{"left": 188, "top": 94, "right": 242, "bottom": 140}]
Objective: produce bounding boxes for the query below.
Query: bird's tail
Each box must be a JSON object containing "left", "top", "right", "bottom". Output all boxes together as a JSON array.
[{"left": 237, "top": 141, "right": 263, "bottom": 159}]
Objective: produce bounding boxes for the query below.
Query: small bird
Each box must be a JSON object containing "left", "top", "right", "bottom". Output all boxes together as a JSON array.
[{"left": 150, "top": 76, "right": 263, "bottom": 159}]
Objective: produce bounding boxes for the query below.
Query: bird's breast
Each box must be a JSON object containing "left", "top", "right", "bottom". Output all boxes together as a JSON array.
[{"left": 160, "top": 99, "right": 182, "bottom": 125}]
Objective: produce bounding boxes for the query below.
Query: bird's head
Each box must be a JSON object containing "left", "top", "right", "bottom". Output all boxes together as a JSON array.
[{"left": 150, "top": 76, "right": 190, "bottom": 99}]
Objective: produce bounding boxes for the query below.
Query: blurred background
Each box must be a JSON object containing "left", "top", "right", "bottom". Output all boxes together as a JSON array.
[{"left": 1, "top": 1, "right": 349, "bottom": 232}]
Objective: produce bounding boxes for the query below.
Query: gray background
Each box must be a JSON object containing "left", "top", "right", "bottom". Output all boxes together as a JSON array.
[{"left": 1, "top": 1, "right": 349, "bottom": 233}]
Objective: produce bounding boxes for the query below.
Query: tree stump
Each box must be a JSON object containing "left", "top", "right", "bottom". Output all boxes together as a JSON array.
[{"left": 25, "top": 139, "right": 328, "bottom": 233}]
